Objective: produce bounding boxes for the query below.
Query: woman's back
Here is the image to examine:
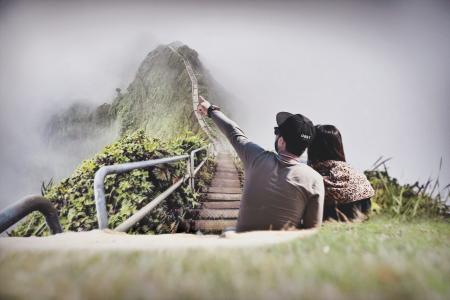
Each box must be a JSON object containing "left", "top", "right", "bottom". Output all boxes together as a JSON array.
[
  {"left": 312, "top": 160, "right": 374, "bottom": 206},
  {"left": 308, "top": 125, "right": 374, "bottom": 221}
]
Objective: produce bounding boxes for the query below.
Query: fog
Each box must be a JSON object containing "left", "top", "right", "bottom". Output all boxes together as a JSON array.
[{"left": 0, "top": 0, "right": 449, "bottom": 209}]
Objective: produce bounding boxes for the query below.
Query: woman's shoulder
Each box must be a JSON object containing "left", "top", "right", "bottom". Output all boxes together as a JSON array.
[
  {"left": 313, "top": 160, "right": 375, "bottom": 202},
  {"left": 311, "top": 160, "right": 349, "bottom": 177}
]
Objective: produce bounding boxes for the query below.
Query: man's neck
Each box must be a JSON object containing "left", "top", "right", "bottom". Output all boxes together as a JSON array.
[{"left": 277, "top": 150, "right": 301, "bottom": 164}]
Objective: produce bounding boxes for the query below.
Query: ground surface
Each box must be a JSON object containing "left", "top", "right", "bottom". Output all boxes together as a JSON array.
[
  {"left": 1, "top": 215, "right": 449, "bottom": 300},
  {"left": 0, "top": 229, "right": 316, "bottom": 251}
]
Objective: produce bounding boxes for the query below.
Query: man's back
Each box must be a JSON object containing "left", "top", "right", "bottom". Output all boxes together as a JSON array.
[
  {"left": 238, "top": 150, "right": 324, "bottom": 231},
  {"left": 204, "top": 107, "right": 324, "bottom": 232}
]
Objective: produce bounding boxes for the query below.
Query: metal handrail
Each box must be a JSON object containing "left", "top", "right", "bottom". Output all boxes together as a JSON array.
[
  {"left": 168, "top": 45, "right": 218, "bottom": 145},
  {"left": 189, "top": 145, "right": 208, "bottom": 189},
  {"left": 94, "top": 145, "right": 211, "bottom": 230},
  {"left": 0, "top": 195, "right": 63, "bottom": 235}
]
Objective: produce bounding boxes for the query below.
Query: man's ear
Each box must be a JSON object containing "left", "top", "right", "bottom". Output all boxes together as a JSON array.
[{"left": 278, "top": 135, "right": 286, "bottom": 149}]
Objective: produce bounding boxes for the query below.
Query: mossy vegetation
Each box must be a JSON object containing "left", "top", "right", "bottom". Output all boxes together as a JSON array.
[
  {"left": 11, "top": 130, "right": 213, "bottom": 236},
  {"left": 365, "top": 168, "right": 449, "bottom": 218},
  {"left": 45, "top": 43, "right": 230, "bottom": 145}
]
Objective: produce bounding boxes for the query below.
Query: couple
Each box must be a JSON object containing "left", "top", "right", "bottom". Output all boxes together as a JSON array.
[{"left": 197, "top": 97, "right": 374, "bottom": 232}]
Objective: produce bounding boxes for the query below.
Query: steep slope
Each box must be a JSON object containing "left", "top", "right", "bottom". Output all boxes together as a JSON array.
[
  {"left": 111, "top": 44, "right": 199, "bottom": 138},
  {"left": 45, "top": 42, "right": 231, "bottom": 146}
]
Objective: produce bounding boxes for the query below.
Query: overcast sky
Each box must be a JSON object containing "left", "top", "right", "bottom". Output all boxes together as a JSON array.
[{"left": 0, "top": 0, "right": 449, "bottom": 208}]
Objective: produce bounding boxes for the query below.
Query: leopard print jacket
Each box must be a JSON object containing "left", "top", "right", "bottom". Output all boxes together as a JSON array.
[{"left": 311, "top": 160, "right": 375, "bottom": 206}]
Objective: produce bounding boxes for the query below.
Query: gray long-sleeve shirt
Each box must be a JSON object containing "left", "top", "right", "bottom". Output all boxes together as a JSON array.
[{"left": 211, "top": 110, "right": 324, "bottom": 232}]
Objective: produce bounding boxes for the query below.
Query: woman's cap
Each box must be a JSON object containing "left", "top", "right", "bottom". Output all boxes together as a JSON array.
[{"left": 276, "top": 112, "right": 315, "bottom": 146}]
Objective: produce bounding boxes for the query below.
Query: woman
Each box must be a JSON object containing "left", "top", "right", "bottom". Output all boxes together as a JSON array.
[{"left": 308, "top": 125, "right": 375, "bottom": 221}]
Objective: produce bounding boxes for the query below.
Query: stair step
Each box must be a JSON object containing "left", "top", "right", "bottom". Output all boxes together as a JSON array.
[
  {"left": 217, "top": 156, "right": 235, "bottom": 160},
  {"left": 216, "top": 169, "right": 237, "bottom": 174},
  {"left": 205, "top": 193, "right": 241, "bottom": 201},
  {"left": 216, "top": 155, "right": 234, "bottom": 159},
  {"left": 216, "top": 165, "right": 236, "bottom": 169},
  {"left": 216, "top": 157, "right": 235, "bottom": 162},
  {"left": 194, "top": 220, "right": 237, "bottom": 233},
  {"left": 210, "top": 179, "right": 241, "bottom": 188},
  {"left": 208, "top": 187, "right": 242, "bottom": 194},
  {"left": 217, "top": 160, "right": 235, "bottom": 165},
  {"left": 212, "top": 178, "right": 240, "bottom": 183},
  {"left": 216, "top": 159, "right": 235, "bottom": 164},
  {"left": 215, "top": 170, "right": 239, "bottom": 175},
  {"left": 196, "top": 209, "right": 239, "bottom": 219},
  {"left": 202, "top": 201, "right": 241, "bottom": 209},
  {"left": 215, "top": 166, "right": 237, "bottom": 170},
  {"left": 216, "top": 160, "right": 236, "bottom": 164},
  {"left": 217, "top": 162, "right": 235, "bottom": 167},
  {"left": 214, "top": 172, "right": 239, "bottom": 178},
  {"left": 214, "top": 170, "right": 239, "bottom": 177}
]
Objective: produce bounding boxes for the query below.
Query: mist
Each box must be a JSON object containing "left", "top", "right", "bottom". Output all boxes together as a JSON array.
[{"left": 1, "top": 0, "right": 449, "bottom": 209}]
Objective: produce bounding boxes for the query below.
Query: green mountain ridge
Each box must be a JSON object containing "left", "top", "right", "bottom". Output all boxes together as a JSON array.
[{"left": 45, "top": 42, "right": 230, "bottom": 145}]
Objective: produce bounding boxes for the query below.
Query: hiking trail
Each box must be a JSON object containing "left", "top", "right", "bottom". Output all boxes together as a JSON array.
[{"left": 169, "top": 44, "right": 241, "bottom": 233}]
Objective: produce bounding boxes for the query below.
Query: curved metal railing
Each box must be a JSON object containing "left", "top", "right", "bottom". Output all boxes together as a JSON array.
[
  {"left": 0, "top": 195, "right": 63, "bottom": 235},
  {"left": 0, "top": 145, "right": 212, "bottom": 235},
  {"left": 94, "top": 144, "right": 212, "bottom": 231}
]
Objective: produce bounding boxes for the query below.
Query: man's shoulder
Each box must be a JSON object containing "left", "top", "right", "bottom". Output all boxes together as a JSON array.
[
  {"left": 287, "top": 165, "right": 324, "bottom": 197},
  {"left": 288, "top": 163, "right": 324, "bottom": 185},
  {"left": 251, "top": 149, "right": 276, "bottom": 164}
]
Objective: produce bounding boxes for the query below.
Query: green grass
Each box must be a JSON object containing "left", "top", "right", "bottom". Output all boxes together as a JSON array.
[{"left": 1, "top": 215, "right": 449, "bottom": 300}]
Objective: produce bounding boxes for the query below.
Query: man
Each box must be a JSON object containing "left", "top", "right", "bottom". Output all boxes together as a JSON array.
[{"left": 197, "top": 96, "right": 324, "bottom": 232}]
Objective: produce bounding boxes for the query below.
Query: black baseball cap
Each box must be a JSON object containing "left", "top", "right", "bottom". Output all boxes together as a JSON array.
[{"left": 276, "top": 112, "right": 315, "bottom": 147}]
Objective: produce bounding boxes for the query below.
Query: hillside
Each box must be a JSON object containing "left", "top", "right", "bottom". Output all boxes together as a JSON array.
[
  {"left": 10, "top": 42, "right": 236, "bottom": 236},
  {"left": 45, "top": 42, "right": 231, "bottom": 147}
]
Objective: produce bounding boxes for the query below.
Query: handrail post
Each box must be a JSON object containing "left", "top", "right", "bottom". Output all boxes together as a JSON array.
[
  {"left": 190, "top": 151, "right": 196, "bottom": 190},
  {"left": 187, "top": 155, "right": 193, "bottom": 190},
  {"left": 94, "top": 167, "right": 109, "bottom": 229}
]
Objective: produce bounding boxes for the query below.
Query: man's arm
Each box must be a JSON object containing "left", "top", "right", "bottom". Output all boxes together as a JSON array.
[
  {"left": 197, "top": 96, "right": 265, "bottom": 168},
  {"left": 302, "top": 182, "right": 325, "bottom": 228}
]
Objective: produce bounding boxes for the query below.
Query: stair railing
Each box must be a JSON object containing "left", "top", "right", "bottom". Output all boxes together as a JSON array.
[
  {"left": 0, "top": 195, "right": 63, "bottom": 235},
  {"left": 94, "top": 144, "right": 212, "bottom": 231}
]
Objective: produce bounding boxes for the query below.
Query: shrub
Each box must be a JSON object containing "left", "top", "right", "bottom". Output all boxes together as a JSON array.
[
  {"left": 365, "top": 160, "right": 449, "bottom": 218},
  {"left": 11, "top": 130, "right": 213, "bottom": 236}
]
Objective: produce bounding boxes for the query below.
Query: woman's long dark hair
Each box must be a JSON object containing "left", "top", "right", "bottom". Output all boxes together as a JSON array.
[{"left": 308, "top": 124, "right": 346, "bottom": 164}]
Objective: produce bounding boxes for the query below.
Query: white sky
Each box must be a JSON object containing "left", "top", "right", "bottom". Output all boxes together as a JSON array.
[{"left": 0, "top": 0, "right": 449, "bottom": 207}]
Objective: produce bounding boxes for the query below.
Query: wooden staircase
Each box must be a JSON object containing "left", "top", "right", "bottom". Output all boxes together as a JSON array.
[
  {"left": 190, "top": 152, "right": 242, "bottom": 233},
  {"left": 169, "top": 44, "right": 241, "bottom": 234}
]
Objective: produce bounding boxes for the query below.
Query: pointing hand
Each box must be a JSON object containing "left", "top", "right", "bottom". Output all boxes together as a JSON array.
[{"left": 197, "top": 95, "right": 211, "bottom": 117}]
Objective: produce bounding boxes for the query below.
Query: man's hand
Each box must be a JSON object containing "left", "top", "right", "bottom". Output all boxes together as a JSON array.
[{"left": 197, "top": 95, "right": 211, "bottom": 117}]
